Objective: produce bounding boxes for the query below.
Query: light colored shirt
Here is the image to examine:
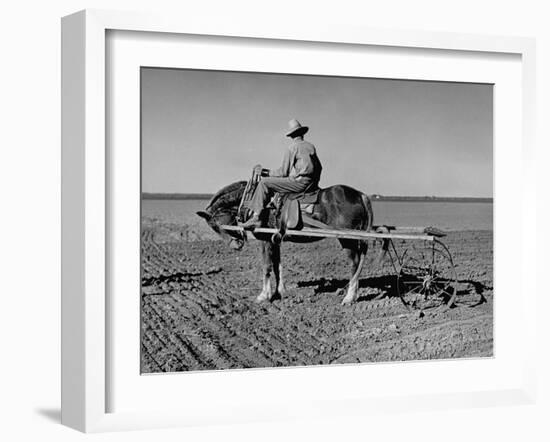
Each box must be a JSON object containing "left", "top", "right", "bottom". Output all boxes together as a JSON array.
[{"left": 269, "top": 140, "right": 322, "bottom": 183}]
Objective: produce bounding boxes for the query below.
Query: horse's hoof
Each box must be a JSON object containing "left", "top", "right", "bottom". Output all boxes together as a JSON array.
[
  {"left": 255, "top": 293, "right": 271, "bottom": 303},
  {"left": 341, "top": 296, "right": 356, "bottom": 306}
]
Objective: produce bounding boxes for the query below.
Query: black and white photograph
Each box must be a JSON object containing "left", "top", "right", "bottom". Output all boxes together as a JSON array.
[
  {"left": 140, "top": 67, "right": 493, "bottom": 373},
  {"left": 4, "top": 0, "right": 549, "bottom": 439}
]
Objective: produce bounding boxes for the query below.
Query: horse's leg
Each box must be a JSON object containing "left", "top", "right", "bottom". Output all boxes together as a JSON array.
[
  {"left": 341, "top": 241, "right": 367, "bottom": 305},
  {"left": 276, "top": 263, "right": 286, "bottom": 296},
  {"left": 271, "top": 243, "right": 286, "bottom": 297},
  {"left": 367, "top": 240, "right": 390, "bottom": 300},
  {"left": 256, "top": 241, "right": 274, "bottom": 303}
]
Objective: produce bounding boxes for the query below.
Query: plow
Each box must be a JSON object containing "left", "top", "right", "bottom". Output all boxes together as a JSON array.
[{"left": 220, "top": 222, "right": 458, "bottom": 311}]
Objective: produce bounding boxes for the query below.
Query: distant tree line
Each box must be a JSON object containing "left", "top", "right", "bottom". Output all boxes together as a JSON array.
[
  {"left": 142, "top": 193, "right": 213, "bottom": 200},
  {"left": 143, "top": 192, "right": 493, "bottom": 203},
  {"left": 370, "top": 194, "right": 493, "bottom": 203}
]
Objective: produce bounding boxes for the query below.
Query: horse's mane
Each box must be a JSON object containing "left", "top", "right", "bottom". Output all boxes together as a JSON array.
[{"left": 205, "top": 181, "right": 247, "bottom": 214}]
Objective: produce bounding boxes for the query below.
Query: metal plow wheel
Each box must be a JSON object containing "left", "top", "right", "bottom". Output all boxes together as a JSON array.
[{"left": 397, "top": 239, "right": 458, "bottom": 312}]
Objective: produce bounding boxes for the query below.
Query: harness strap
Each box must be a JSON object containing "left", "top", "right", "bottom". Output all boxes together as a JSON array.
[
  {"left": 237, "top": 171, "right": 261, "bottom": 222},
  {"left": 301, "top": 214, "right": 330, "bottom": 229}
]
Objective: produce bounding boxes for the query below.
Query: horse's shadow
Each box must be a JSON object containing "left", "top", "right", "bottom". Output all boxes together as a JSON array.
[
  {"left": 298, "top": 275, "right": 492, "bottom": 306},
  {"left": 297, "top": 275, "right": 398, "bottom": 303}
]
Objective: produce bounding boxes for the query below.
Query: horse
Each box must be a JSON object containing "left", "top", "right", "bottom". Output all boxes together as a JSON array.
[{"left": 196, "top": 181, "right": 385, "bottom": 305}]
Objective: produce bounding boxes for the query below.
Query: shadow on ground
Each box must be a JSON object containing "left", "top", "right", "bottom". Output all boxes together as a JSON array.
[
  {"left": 34, "top": 408, "right": 60, "bottom": 423},
  {"left": 298, "top": 275, "right": 491, "bottom": 306},
  {"left": 298, "top": 275, "right": 397, "bottom": 300}
]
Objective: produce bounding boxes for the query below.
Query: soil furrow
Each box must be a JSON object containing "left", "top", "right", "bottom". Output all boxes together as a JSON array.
[{"left": 141, "top": 228, "right": 493, "bottom": 372}]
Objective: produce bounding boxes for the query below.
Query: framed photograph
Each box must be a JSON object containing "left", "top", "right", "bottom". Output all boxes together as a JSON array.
[{"left": 61, "top": 9, "right": 537, "bottom": 432}]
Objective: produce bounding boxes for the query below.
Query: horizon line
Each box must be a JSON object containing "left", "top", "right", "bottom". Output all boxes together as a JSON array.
[{"left": 142, "top": 192, "right": 493, "bottom": 202}]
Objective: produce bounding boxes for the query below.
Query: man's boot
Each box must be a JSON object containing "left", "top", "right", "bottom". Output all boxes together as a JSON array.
[{"left": 240, "top": 213, "right": 261, "bottom": 230}]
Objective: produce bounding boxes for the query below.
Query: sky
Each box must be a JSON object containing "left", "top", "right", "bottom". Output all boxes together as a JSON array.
[{"left": 141, "top": 68, "right": 493, "bottom": 197}]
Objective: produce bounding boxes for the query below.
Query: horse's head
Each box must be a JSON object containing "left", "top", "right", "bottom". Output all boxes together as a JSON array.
[{"left": 196, "top": 181, "right": 247, "bottom": 251}]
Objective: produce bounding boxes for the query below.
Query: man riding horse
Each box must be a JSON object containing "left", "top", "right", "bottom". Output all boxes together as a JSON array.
[
  {"left": 198, "top": 119, "right": 377, "bottom": 305},
  {"left": 240, "top": 119, "right": 323, "bottom": 229}
]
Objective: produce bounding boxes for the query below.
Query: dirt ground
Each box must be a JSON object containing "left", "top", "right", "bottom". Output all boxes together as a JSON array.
[{"left": 141, "top": 224, "right": 493, "bottom": 372}]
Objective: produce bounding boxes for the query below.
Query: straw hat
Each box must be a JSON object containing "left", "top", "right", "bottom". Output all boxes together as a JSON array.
[{"left": 285, "top": 119, "right": 309, "bottom": 137}]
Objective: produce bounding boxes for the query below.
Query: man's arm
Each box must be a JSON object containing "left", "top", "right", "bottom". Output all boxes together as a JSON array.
[{"left": 269, "top": 147, "right": 293, "bottom": 177}]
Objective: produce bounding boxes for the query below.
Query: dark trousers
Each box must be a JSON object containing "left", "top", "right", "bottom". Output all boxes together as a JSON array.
[{"left": 250, "top": 177, "right": 311, "bottom": 214}]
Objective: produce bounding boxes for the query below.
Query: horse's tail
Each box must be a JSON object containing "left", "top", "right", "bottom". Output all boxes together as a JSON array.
[
  {"left": 351, "top": 193, "right": 371, "bottom": 255},
  {"left": 361, "top": 193, "right": 374, "bottom": 232},
  {"left": 361, "top": 193, "right": 389, "bottom": 262}
]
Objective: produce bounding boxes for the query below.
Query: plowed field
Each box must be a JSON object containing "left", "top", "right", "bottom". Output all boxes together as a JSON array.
[{"left": 141, "top": 224, "right": 493, "bottom": 373}]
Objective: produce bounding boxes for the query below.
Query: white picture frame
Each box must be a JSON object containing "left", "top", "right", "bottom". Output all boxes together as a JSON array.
[{"left": 61, "top": 9, "right": 537, "bottom": 433}]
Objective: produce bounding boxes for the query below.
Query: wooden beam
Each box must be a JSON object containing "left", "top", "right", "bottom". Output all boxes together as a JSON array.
[
  {"left": 220, "top": 225, "right": 434, "bottom": 242},
  {"left": 301, "top": 215, "right": 444, "bottom": 237},
  {"left": 373, "top": 225, "right": 446, "bottom": 237}
]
